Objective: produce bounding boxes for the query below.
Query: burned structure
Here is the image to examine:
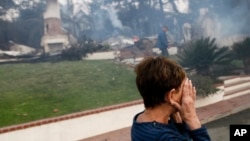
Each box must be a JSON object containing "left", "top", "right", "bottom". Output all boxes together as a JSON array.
[{"left": 41, "top": 0, "right": 69, "bottom": 55}]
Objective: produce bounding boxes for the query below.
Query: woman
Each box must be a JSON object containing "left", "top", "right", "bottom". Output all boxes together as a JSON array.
[{"left": 131, "top": 57, "right": 210, "bottom": 141}]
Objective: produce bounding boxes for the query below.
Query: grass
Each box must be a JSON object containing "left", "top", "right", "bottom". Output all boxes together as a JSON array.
[{"left": 0, "top": 60, "right": 141, "bottom": 127}]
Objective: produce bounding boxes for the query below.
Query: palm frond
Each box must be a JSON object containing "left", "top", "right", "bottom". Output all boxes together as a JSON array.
[{"left": 178, "top": 37, "right": 233, "bottom": 76}]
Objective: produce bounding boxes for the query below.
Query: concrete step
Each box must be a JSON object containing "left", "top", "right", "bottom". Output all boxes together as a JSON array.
[
  {"left": 224, "top": 80, "right": 250, "bottom": 92},
  {"left": 223, "top": 75, "right": 250, "bottom": 85},
  {"left": 223, "top": 76, "right": 241, "bottom": 85},
  {"left": 241, "top": 76, "right": 250, "bottom": 81},
  {"left": 224, "top": 86, "right": 250, "bottom": 100}
]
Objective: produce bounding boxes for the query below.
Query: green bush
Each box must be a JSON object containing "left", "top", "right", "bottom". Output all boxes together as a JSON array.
[
  {"left": 61, "top": 45, "right": 85, "bottom": 61},
  {"left": 232, "top": 37, "right": 250, "bottom": 74},
  {"left": 188, "top": 74, "right": 218, "bottom": 97}
]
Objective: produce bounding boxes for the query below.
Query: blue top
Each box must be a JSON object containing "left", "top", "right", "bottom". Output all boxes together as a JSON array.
[
  {"left": 157, "top": 30, "right": 168, "bottom": 49},
  {"left": 131, "top": 112, "right": 211, "bottom": 141}
]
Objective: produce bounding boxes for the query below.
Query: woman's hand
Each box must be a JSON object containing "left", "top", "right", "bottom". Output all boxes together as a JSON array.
[
  {"left": 171, "top": 112, "right": 183, "bottom": 123},
  {"left": 170, "top": 78, "right": 201, "bottom": 130}
]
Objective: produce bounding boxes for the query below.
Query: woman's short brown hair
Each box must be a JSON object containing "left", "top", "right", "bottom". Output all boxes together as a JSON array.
[{"left": 134, "top": 57, "right": 186, "bottom": 108}]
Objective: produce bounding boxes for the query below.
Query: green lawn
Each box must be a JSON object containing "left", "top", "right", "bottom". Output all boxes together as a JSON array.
[{"left": 0, "top": 60, "right": 141, "bottom": 127}]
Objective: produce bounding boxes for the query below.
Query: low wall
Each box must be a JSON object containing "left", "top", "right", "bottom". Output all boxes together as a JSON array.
[
  {"left": 0, "top": 101, "right": 144, "bottom": 141},
  {"left": 195, "top": 90, "right": 224, "bottom": 108}
]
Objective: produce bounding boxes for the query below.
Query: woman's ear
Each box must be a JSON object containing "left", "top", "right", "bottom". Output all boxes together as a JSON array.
[{"left": 165, "top": 89, "right": 176, "bottom": 104}]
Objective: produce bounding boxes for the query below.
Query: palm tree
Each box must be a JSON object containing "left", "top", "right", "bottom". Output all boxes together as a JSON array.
[
  {"left": 232, "top": 37, "right": 250, "bottom": 74},
  {"left": 178, "top": 37, "right": 233, "bottom": 76}
]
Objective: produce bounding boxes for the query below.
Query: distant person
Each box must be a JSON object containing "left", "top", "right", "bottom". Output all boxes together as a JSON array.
[
  {"left": 131, "top": 57, "right": 211, "bottom": 141},
  {"left": 157, "top": 26, "right": 169, "bottom": 56}
]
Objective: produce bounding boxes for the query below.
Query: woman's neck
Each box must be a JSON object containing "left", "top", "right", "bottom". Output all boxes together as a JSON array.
[{"left": 137, "top": 104, "right": 173, "bottom": 124}]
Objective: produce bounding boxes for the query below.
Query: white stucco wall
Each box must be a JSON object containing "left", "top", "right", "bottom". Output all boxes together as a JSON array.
[
  {"left": 0, "top": 104, "right": 144, "bottom": 141},
  {"left": 195, "top": 90, "right": 224, "bottom": 108}
]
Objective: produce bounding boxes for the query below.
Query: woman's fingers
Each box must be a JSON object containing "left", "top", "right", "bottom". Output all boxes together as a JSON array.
[
  {"left": 183, "top": 79, "right": 193, "bottom": 99},
  {"left": 188, "top": 80, "right": 196, "bottom": 100},
  {"left": 182, "top": 79, "right": 189, "bottom": 97},
  {"left": 192, "top": 86, "right": 196, "bottom": 100},
  {"left": 188, "top": 80, "right": 192, "bottom": 95}
]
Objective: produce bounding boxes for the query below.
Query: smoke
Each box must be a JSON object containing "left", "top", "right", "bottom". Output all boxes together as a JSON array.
[
  {"left": 174, "top": 0, "right": 189, "bottom": 14},
  {"left": 59, "top": 0, "right": 250, "bottom": 44},
  {"left": 191, "top": 0, "right": 250, "bottom": 46},
  {"left": 105, "top": 5, "right": 123, "bottom": 30},
  {"left": 218, "top": 2, "right": 250, "bottom": 37},
  {"left": 91, "top": 4, "right": 124, "bottom": 41}
]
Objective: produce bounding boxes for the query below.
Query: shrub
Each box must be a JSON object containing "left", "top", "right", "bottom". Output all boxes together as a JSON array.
[
  {"left": 61, "top": 45, "right": 84, "bottom": 61},
  {"left": 188, "top": 74, "right": 218, "bottom": 97},
  {"left": 232, "top": 37, "right": 250, "bottom": 74}
]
